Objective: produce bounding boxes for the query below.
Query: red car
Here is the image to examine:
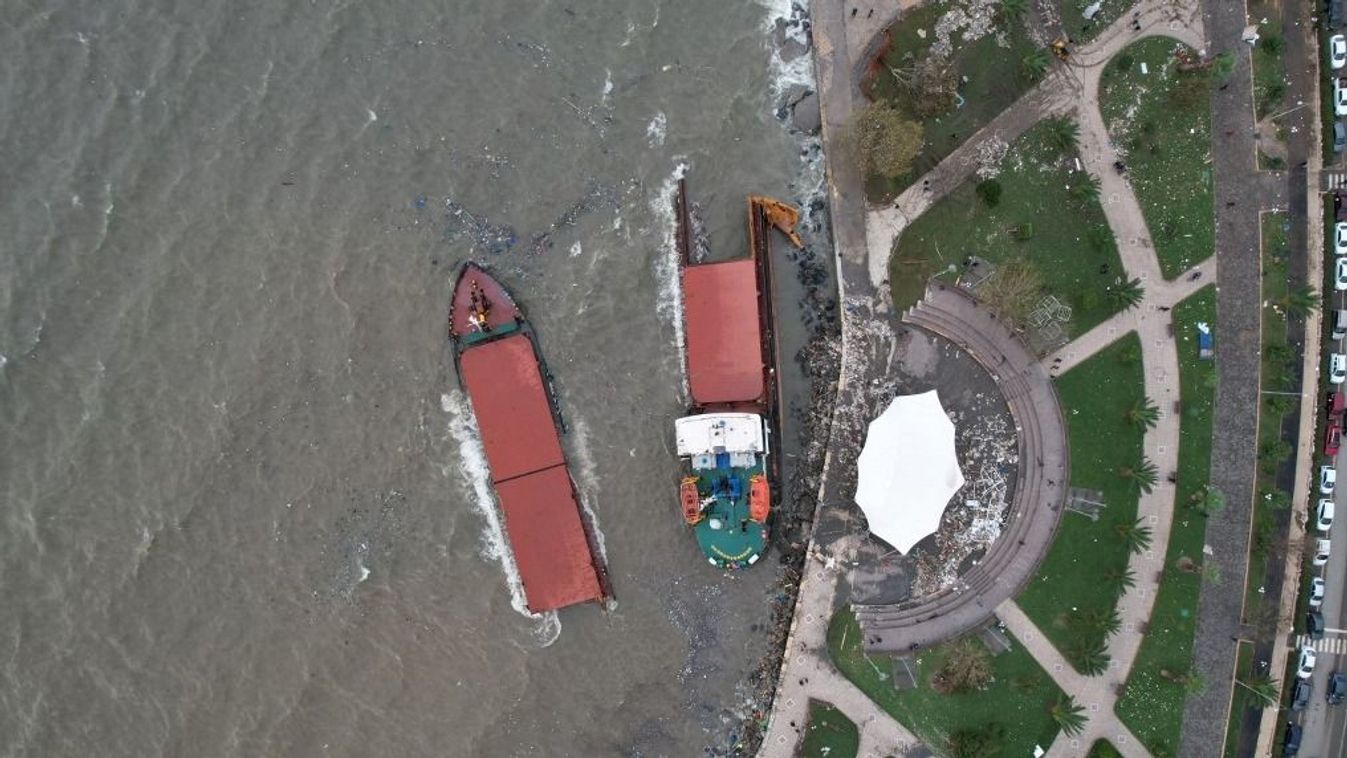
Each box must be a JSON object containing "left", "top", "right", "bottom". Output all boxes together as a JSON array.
[
  {"left": 1327, "top": 421, "right": 1343, "bottom": 458},
  {"left": 1330, "top": 391, "right": 1346, "bottom": 421}
]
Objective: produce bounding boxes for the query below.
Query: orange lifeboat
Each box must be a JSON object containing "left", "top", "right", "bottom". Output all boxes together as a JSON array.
[
  {"left": 749, "top": 475, "right": 770, "bottom": 523},
  {"left": 681, "top": 477, "right": 703, "bottom": 524}
]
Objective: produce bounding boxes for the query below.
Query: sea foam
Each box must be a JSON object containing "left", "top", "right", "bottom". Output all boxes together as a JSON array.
[{"left": 651, "top": 161, "right": 690, "bottom": 402}]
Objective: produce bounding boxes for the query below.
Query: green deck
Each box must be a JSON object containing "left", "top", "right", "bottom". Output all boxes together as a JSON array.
[{"left": 690, "top": 459, "right": 767, "bottom": 568}]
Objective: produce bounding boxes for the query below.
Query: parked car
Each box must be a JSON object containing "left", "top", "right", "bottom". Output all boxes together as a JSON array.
[
  {"left": 1309, "top": 610, "right": 1327, "bottom": 640},
  {"left": 1284, "top": 721, "right": 1304, "bottom": 756},
  {"left": 1312, "top": 576, "right": 1327, "bottom": 608},
  {"left": 1322, "top": 465, "right": 1338, "bottom": 495},
  {"left": 1335, "top": 310, "right": 1347, "bottom": 341},
  {"left": 1293, "top": 677, "right": 1314, "bottom": 710},
  {"left": 1299, "top": 645, "right": 1319, "bottom": 679},
  {"left": 1320, "top": 499, "right": 1337, "bottom": 532},
  {"left": 1332, "top": 390, "right": 1347, "bottom": 419},
  {"left": 1332, "top": 353, "right": 1347, "bottom": 384},
  {"left": 1337, "top": 222, "right": 1347, "bottom": 256},
  {"left": 1316, "top": 538, "right": 1334, "bottom": 567},
  {"left": 1337, "top": 78, "right": 1347, "bottom": 116},
  {"left": 1336, "top": 258, "right": 1347, "bottom": 291},
  {"left": 1333, "top": 34, "right": 1347, "bottom": 69},
  {"left": 1326, "top": 422, "right": 1342, "bottom": 457},
  {"left": 1337, "top": 121, "right": 1347, "bottom": 153},
  {"left": 1331, "top": 671, "right": 1347, "bottom": 705}
]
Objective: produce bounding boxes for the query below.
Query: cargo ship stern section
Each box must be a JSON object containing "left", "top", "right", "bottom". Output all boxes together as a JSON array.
[{"left": 448, "top": 262, "right": 614, "bottom": 612}]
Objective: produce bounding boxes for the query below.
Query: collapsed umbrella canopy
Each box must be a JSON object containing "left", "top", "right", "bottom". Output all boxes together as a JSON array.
[{"left": 854, "top": 390, "right": 965, "bottom": 554}]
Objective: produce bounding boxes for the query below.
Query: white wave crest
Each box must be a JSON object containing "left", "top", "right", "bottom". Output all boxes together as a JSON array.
[
  {"left": 651, "top": 161, "right": 689, "bottom": 402},
  {"left": 568, "top": 416, "right": 608, "bottom": 566},
  {"left": 645, "top": 111, "right": 667, "bottom": 147},
  {"left": 757, "top": 0, "right": 814, "bottom": 101},
  {"left": 441, "top": 391, "right": 561, "bottom": 647}
]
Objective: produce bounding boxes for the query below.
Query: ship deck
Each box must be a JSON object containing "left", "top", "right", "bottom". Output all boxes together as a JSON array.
[{"left": 692, "top": 461, "right": 767, "bottom": 567}]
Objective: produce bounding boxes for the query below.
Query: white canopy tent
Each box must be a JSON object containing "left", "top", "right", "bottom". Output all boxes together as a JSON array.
[{"left": 854, "top": 390, "right": 965, "bottom": 554}]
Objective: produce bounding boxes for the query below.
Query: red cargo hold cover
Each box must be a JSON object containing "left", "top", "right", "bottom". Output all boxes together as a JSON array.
[
  {"left": 495, "top": 466, "right": 603, "bottom": 612},
  {"left": 460, "top": 334, "right": 566, "bottom": 482},
  {"left": 682, "top": 259, "right": 765, "bottom": 406}
]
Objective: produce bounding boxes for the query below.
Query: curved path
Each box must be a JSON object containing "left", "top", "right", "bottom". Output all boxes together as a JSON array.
[{"left": 853, "top": 283, "right": 1069, "bottom": 653}]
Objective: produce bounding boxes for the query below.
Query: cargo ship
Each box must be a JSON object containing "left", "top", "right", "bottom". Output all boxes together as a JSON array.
[
  {"left": 448, "top": 263, "right": 613, "bottom": 612},
  {"left": 673, "top": 179, "right": 803, "bottom": 569}
]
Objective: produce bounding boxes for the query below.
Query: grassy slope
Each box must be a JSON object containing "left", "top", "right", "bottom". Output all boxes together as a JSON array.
[
  {"left": 865, "top": 2, "right": 1040, "bottom": 199},
  {"left": 800, "top": 701, "right": 859, "bottom": 758},
  {"left": 1115, "top": 286, "right": 1217, "bottom": 755},
  {"left": 889, "top": 120, "right": 1124, "bottom": 333},
  {"left": 1099, "top": 37, "right": 1214, "bottom": 279},
  {"left": 828, "top": 609, "right": 1063, "bottom": 756},
  {"left": 1249, "top": 3, "right": 1286, "bottom": 118},
  {"left": 1222, "top": 641, "right": 1256, "bottom": 757},
  {"left": 1017, "top": 334, "right": 1146, "bottom": 668}
]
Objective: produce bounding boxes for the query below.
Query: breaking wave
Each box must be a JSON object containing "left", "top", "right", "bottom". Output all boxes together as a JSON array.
[
  {"left": 442, "top": 391, "right": 560, "bottom": 647},
  {"left": 651, "top": 161, "right": 689, "bottom": 402}
]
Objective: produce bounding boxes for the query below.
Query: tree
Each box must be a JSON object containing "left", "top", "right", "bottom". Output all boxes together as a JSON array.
[
  {"left": 1044, "top": 117, "right": 1080, "bottom": 155},
  {"left": 1078, "top": 606, "right": 1122, "bottom": 636},
  {"left": 1238, "top": 674, "right": 1281, "bottom": 709},
  {"left": 1048, "top": 694, "right": 1088, "bottom": 736},
  {"left": 1070, "top": 638, "right": 1111, "bottom": 675},
  {"left": 1104, "top": 565, "right": 1137, "bottom": 594},
  {"left": 1021, "top": 49, "right": 1050, "bottom": 81},
  {"left": 1189, "top": 485, "right": 1226, "bottom": 517},
  {"left": 976, "top": 179, "right": 1003, "bottom": 206},
  {"left": 1211, "top": 52, "right": 1236, "bottom": 83},
  {"left": 931, "top": 637, "right": 995, "bottom": 694},
  {"left": 1106, "top": 277, "right": 1145, "bottom": 310},
  {"left": 1118, "top": 457, "right": 1159, "bottom": 494},
  {"left": 1260, "top": 34, "right": 1284, "bottom": 56},
  {"left": 978, "top": 257, "right": 1043, "bottom": 324},
  {"left": 1115, "top": 517, "right": 1154, "bottom": 555},
  {"left": 1281, "top": 285, "right": 1321, "bottom": 318},
  {"left": 889, "top": 56, "right": 959, "bottom": 118},
  {"left": 847, "top": 101, "right": 924, "bottom": 179},
  {"left": 1126, "top": 397, "right": 1160, "bottom": 430},
  {"left": 1069, "top": 174, "right": 1102, "bottom": 205},
  {"left": 948, "top": 722, "right": 1008, "bottom": 758},
  {"left": 998, "top": 0, "right": 1028, "bottom": 23},
  {"left": 1258, "top": 438, "right": 1292, "bottom": 475}
]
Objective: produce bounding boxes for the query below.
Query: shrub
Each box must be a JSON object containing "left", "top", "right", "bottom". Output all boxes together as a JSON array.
[{"left": 976, "top": 179, "right": 1003, "bottom": 206}]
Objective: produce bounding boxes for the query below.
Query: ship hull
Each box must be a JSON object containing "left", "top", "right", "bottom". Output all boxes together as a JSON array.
[{"left": 449, "top": 263, "right": 612, "bottom": 612}]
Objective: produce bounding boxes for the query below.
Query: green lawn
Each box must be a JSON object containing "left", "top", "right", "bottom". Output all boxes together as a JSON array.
[
  {"left": 1055, "top": 0, "right": 1126, "bottom": 44},
  {"left": 864, "top": 2, "right": 1041, "bottom": 200},
  {"left": 1088, "top": 740, "right": 1124, "bottom": 758},
  {"left": 889, "top": 120, "right": 1125, "bottom": 334},
  {"left": 801, "top": 701, "right": 859, "bottom": 758},
  {"left": 1115, "top": 286, "right": 1217, "bottom": 756},
  {"left": 828, "top": 609, "right": 1063, "bottom": 756},
  {"left": 1099, "top": 37, "right": 1214, "bottom": 279},
  {"left": 1245, "top": 212, "right": 1294, "bottom": 623},
  {"left": 1017, "top": 334, "right": 1146, "bottom": 672},
  {"left": 1223, "top": 641, "right": 1256, "bottom": 758},
  {"left": 1249, "top": 4, "right": 1286, "bottom": 119}
]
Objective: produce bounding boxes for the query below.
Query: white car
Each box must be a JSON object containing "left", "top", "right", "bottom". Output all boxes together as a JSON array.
[
  {"left": 1321, "top": 499, "right": 1337, "bottom": 532},
  {"left": 1336, "top": 222, "right": 1347, "bottom": 255},
  {"left": 1338, "top": 79, "right": 1347, "bottom": 117},
  {"left": 1323, "top": 465, "right": 1339, "bottom": 495},
  {"left": 1333, "top": 34, "right": 1347, "bottom": 70},
  {"left": 1337, "top": 258, "right": 1347, "bottom": 292},
  {"left": 1299, "top": 645, "right": 1319, "bottom": 679},
  {"left": 1333, "top": 353, "right": 1347, "bottom": 384},
  {"left": 1312, "top": 576, "right": 1327, "bottom": 608},
  {"left": 1316, "top": 538, "right": 1333, "bottom": 567}
]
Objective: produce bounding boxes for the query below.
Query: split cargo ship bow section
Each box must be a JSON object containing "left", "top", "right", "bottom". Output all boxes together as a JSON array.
[
  {"left": 674, "top": 179, "right": 803, "bottom": 569},
  {"left": 449, "top": 263, "right": 612, "bottom": 613}
]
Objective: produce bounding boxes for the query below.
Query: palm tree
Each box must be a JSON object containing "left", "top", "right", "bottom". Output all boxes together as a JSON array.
[
  {"left": 1282, "top": 285, "right": 1320, "bottom": 318},
  {"left": 1126, "top": 397, "right": 1160, "bottom": 430},
  {"left": 1106, "top": 277, "right": 1145, "bottom": 310},
  {"left": 1114, "top": 517, "right": 1154, "bottom": 555},
  {"left": 1048, "top": 694, "right": 1088, "bottom": 736},
  {"left": 1044, "top": 117, "right": 1080, "bottom": 155},
  {"left": 1103, "top": 565, "right": 1137, "bottom": 594},
  {"left": 1118, "top": 456, "right": 1159, "bottom": 494},
  {"left": 1069, "top": 638, "right": 1111, "bottom": 675},
  {"left": 1070, "top": 174, "right": 1102, "bottom": 204},
  {"left": 1022, "top": 50, "right": 1050, "bottom": 80},
  {"left": 999, "top": 0, "right": 1029, "bottom": 23},
  {"left": 1190, "top": 485, "right": 1226, "bottom": 516},
  {"left": 1237, "top": 674, "right": 1281, "bottom": 708}
]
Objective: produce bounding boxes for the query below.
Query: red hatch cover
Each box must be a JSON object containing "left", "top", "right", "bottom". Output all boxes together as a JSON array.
[
  {"left": 682, "top": 259, "right": 765, "bottom": 406},
  {"left": 459, "top": 334, "right": 566, "bottom": 482},
  {"left": 495, "top": 466, "right": 603, "bottom": 612}
]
